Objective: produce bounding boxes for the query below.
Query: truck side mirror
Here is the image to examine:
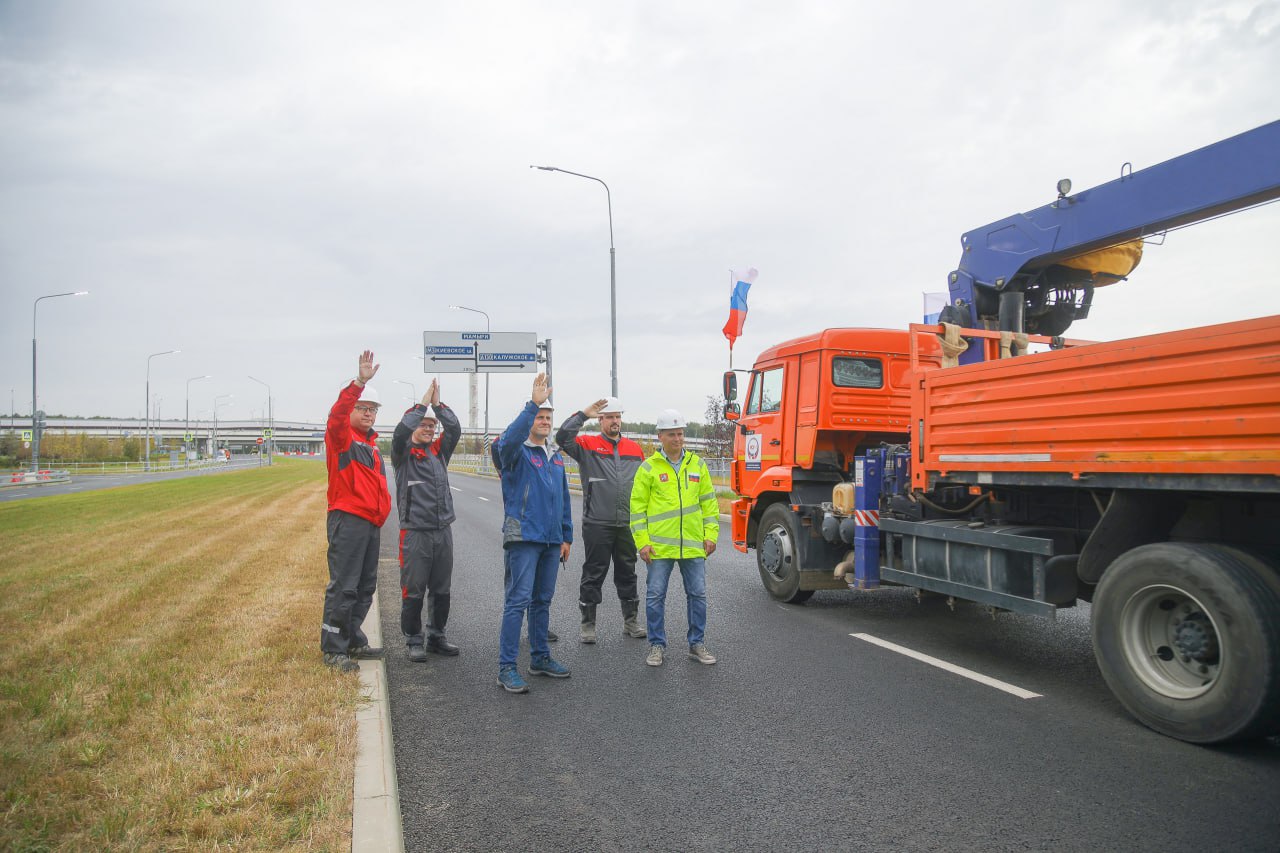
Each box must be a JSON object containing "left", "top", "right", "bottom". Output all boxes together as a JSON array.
[
  {"left": 724, "top": 402, "right": 740, "bottom": 421},
  {"left": 723, "top": 371, "right": 737, "bottom": 402}
]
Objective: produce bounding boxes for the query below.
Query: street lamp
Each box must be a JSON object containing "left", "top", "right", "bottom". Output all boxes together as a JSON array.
[
  {"left": 248, "top": 375, "right": 273, "bottom": 466},
  {"left": 186, "top": 375, "right": 211, "bottom": 463},
  {"left": 394, "top": 379, "right": 417, "bottom": 404},
  {"left": 214, "top": 394, "right": 233, "bottom": 460},
  {"left": 449, "top": 304, "right": 491, "bottom": 442},
  {"left": 31, "top": 290, "right": 89, "bottom": 471},
  {"left": 145, "top": 349, "right": 180, "bottom": 471},
  {"left": 531, "top": 165, "right": 617, "bottom": 396}
]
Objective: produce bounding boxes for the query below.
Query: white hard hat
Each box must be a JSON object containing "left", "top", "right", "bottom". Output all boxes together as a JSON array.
[
  {"left": 358, "top": 385, "right": 381, "bottom": 407},
  {"left": 600, "top": 397, "right": 624, "bottom": 415},
  {"left": 656, "top": 409, "right": 686, "bottom": 430}
]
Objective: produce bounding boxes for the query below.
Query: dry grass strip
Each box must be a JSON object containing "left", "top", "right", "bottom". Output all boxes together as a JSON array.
[{"left": 0, "top": 460, "right": 362, "bottom": 852}]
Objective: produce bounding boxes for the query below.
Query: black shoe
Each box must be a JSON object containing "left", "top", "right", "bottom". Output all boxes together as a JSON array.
[
  {"left": 547, "top": 629, "right": 559, "bottom": 643},
  {"left": 407, "top": 645, "right": 429, "bottom": 663},
  {"left": 426, "top": 636, "right": 460, "bottom": 656},
  {"left": 323, "top": 653, "right": 359, "bottom": 673},
  {"left": 350, "top": 644, "right": 385, "bottom": 660}
]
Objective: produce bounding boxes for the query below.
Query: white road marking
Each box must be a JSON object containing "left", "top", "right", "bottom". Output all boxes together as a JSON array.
[
  {"left": 850, "top": 632, "right": 1042, "bottom": 699},
  {"left": 451, "top": 487, "right": 462, "bottom": 491},
  {"left": 477, "top": 496, "right": 490, "bottom": 502}
]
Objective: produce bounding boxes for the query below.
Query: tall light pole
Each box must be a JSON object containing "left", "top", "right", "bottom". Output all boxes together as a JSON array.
[
  {"left": 532, "top": 165, "right": 617, "bottom": 396},
  {"left": 214, "top": 394, "right": 233, "bottom": 460},
  {"left": 248, "top": 375, "right": 273, "bottom": 465},
  {"left": 450, "top": 304, "right": 491, "bottom": 443},
  {"left": 393, "top": 379, "right": 417, "bottom": 405},
  {"left": 186, "top": 375, "right": 211, "bottom": 463},
  {"left": 145, "top": 349, "right": 179, "bottom": 471},
  {"left": 31, "top": 290, "right": 89, "bottom": 471}
]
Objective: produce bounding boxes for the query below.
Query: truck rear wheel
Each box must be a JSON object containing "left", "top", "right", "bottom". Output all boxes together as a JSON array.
[
  {"left": 1091, "top": 543, "right": 1280, "bottom": 744},
  {"left": 757, "top": 504, "right": 813, "bottom": 604}
]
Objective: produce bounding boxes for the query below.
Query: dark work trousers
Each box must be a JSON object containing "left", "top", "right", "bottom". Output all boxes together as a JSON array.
[
  {"left": 579, "top": 522, "right": 639, "bottom": 605},
  {"left": 399, "top": 527, "right": 454, "bottom": 645},
  {"left": 322, "top": 509, "right": 381, "bottom": 654}
]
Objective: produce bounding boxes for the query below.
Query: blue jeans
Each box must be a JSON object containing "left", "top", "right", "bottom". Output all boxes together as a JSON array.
[
  {"left": 645, "top": 557, "right": 706, "bottom": 648},
  {"left": 500, "top": 542, "right": 560, "bottom": 666}
]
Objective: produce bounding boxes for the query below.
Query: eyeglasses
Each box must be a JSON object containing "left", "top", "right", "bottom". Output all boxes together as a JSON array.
[{"left": 354, "top": 405, "right": 379, "bottom": 413}]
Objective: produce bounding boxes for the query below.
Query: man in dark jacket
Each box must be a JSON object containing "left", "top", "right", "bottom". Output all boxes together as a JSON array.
[
  {"left": 495, "top": 373, "right": 573, "bottom": 693},
  {"left": 321, "top": 350, "right": 392, "bottom": 673},
  {"left": 556, "top": 397, "right": 647, "bottom": 642},
  {"left": 391, "top": 378, "right": 462, "bottom": 661}
]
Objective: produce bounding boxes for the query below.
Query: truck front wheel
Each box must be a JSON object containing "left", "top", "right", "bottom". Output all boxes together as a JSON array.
[
  {"left": 757, "top": 504, "right": 813, "bottom": 604},
  {"left": 1091, "top": 543, "right": 1280, "bottom": 744}
]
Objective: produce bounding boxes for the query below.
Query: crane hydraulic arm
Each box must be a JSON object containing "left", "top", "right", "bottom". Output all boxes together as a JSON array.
[{"left": 942, "top": 119, "right": 1280, "bottom": 351}]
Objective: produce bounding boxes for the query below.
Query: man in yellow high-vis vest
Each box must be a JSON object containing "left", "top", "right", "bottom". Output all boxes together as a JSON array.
[{"left": 629, "top": 409, "right": 720, "bottom": 667}]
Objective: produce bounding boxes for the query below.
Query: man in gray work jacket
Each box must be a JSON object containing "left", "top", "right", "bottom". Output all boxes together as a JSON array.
[
  {"left": 556, "top": 396, "right": 648, "bottom": 643},
  {"left": 391, "top": 378, "right": 462, "bottom": 660}
]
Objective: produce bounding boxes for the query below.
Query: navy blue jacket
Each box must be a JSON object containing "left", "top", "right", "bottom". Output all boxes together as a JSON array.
[{"left": 498, "top": 401, "right": 573, "bottom": 548}]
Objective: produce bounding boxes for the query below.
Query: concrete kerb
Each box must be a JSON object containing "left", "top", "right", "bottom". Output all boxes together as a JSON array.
[{"left": 352, "top": 603, "right": 404, "bottom": 853}]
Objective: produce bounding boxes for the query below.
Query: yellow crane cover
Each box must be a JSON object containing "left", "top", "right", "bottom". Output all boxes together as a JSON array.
[{"left": 1058, "top": 239, "right": 1143, "bottom": 286}]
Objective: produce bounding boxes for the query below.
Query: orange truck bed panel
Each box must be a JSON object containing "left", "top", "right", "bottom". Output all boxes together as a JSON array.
[{"left": 911, "top": 315, "right": 1280, "bottom": 487}]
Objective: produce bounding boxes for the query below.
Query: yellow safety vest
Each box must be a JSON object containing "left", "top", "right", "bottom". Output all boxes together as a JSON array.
[{"left": 629, "top": 450, "right": 719, "bottom": 559}]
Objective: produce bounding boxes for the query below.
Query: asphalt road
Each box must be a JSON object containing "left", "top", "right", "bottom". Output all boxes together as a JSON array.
[
  {"left": 380, "top": 471, "right": 1280, "bottom": 852},
  {"left": 0, "top": 458, "right": 275, "bottom": 503}
]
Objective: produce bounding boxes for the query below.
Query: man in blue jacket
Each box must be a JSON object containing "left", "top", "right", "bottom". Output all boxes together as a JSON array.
[{"left": 496, "top": 373, "right": 573, "bottom": 693}]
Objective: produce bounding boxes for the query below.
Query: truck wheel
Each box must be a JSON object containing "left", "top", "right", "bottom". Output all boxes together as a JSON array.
[
  {"left": 1091, "top": 543, "right": 1280, "bottom": 744},
  {"left": 757, "top": 504, "right": 813, "bottom": 604}
]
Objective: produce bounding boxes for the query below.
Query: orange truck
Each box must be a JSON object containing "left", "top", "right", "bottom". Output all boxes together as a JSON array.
[{"left": 723, "top": 121, "right": 1280, "bottom": 744}]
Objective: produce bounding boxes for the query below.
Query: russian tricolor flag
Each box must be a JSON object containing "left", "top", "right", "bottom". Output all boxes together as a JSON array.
[{"left": 722, "top": 267, "right": 757, "bottom": 349}]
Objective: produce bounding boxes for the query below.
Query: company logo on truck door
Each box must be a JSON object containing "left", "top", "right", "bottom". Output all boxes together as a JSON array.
[{"left": 745, "top": 435, "right": 762, "bottom": 471}]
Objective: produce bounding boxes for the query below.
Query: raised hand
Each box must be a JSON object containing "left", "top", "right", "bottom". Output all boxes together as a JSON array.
[
  {"left": 425, "top": 378, "right": 440, "bottom": 406},
  {"left": 532, "top": 373, "right": 551, "bottom": 406},
  {"left": 357, "top": 350, "right": 379, "bottom": 385},
  {"left": 583, "top": 398, "right": 609, "bottom": 419}
]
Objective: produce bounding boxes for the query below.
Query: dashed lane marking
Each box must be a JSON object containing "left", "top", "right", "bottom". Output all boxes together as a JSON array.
[
  {"left": 850, "top": 632, "right": 1042, "bottom": 699},
  {"left": 477, "top": 496, "right": 490, "bottom": 502}
]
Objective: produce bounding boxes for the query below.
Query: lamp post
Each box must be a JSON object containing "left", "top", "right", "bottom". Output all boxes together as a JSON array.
[
  {"left": 247, "top": 375, "right": 273, "bottom": 465},
  {"left": 145, "top": 349, "right": 180, "bottom": 471},
  {"left": 31, "top": 290, "right": 89, "bottom": 471},
  {"left": 214, "top": 394, "right": 233, "bottom": 461},
  {"left": 449, "top": 304, "right": 491, "bottom": 442},
  {"left": 186, "top": 375, "right": 210, "bottom": 464},
  {"left": 532, "top": 165, "right": 617, "bottom": 396}
]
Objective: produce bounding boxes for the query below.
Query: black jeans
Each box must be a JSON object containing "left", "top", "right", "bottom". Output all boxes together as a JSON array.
[{"left": 578, "top": 522, "right": 639, "bottom": 605}]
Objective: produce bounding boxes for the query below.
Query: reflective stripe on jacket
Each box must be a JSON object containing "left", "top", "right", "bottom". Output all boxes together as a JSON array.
[
  {"left": 555, "top": 411, "right": 645, "bottom": 527},
  {"left": 629, "top": 450, "right": 718, "bottom": 559}
]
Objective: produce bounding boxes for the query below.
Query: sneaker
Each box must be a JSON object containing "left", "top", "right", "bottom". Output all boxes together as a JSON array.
[
  {"left": 406, "top": 644, "right": 428, "bottom": 663},
  {"left": 688, "top": 643, "right": 717, "bottom": 665},
  {"left": 529, "top": 656, "right": 571, "bottom": 678},
  {"left": 645, "top": 645, "right": 664, "bottom": 667},
  {"left": 350, "top": 644, "right": 385, "bottom": 660},
  {"left": 547, "top": 629, "right": 559, "bottom": 643},
  {"left": 324, "top": 653, "right": 359, "bottom": 673},
  {"left": 497, "top": 666, "right": 529, "bottom": 693}
]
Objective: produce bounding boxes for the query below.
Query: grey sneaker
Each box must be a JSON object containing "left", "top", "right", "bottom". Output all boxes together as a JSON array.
[
  {"left": 645, "top": 645, "right": 664, "bottom": 667},
  {"left": 323, "top": 653, "right": 359, "bottom": 673},
  {"left": 688, "top": 644, "right": 717, "bottom": 665}
]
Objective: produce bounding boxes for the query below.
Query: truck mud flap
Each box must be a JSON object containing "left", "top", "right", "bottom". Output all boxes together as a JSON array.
[{"left": 879, "top": 518, "right": 1077, "bottom": 618}]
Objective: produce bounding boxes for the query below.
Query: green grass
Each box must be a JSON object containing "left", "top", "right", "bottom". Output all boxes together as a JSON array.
[{"left": 0, "top": 460, "right": 360, "bottom": 851}]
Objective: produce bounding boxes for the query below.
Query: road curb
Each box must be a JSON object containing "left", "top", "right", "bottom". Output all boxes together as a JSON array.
[{"left": 352, "top": 605, "right": 404, "bottom": 853}]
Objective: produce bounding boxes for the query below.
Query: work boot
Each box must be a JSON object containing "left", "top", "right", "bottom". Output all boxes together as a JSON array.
[
  {"left": 426, "top": 635, "right": 460, "bottom": 656},
  {"left": 349, "top": 644, "right": 384, "bottom": 660},
  {"left": 406, "top": 644, "right": 428, "bottom": 663},
  {"left": 579, "top": 603, "right": 597, "bottom": 644},
  {"left": 324, "top": 653, "right": 359, "bottom": 673},
  {"left": 621, "top": 599, "right": 646, "bottom": 638},
  {"left": 426, "top": 595, "right": 460, "bottom": 655}
]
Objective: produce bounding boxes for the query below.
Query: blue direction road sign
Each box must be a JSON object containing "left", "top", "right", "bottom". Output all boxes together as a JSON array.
[{"left": 423, "top": 330, "right": 537, "bottom": 374}]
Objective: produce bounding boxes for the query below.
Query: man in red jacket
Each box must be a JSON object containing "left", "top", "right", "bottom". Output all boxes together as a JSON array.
[{"left": 321, "top": 350, "right": 392, "bottom": 672}]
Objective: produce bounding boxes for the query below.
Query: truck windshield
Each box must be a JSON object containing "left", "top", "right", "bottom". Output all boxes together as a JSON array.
[{"left": 832, "top": 357, "right": 883, "bottom": 388}]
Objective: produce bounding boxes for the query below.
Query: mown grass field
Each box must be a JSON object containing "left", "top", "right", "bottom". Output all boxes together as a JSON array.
[{"left": 0, "top": 460, "right": 360, "bottom": 851}]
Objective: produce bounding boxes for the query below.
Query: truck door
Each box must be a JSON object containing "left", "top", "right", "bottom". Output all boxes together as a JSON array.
[{"left": 738, "top": 364, "right": 786, "bottom": 497}]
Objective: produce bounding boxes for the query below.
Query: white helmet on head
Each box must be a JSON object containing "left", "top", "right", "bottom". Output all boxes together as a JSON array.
[
  {"left": 656, "top": 409, "right": 685, "bottom": 431},
  {"left": 599, "top": 397, "right": 624, "bottom": 415},
  {"left": 357, "top": 385, "right": 381, "bottom": 407}
]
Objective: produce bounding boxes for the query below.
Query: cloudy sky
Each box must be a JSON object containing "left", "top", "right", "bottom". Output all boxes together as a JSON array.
[{"left": 2, "top": 1, "right": 1277, "bottom": 431}]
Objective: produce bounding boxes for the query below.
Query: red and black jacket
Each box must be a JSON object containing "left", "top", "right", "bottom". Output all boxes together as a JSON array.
[{"left": 325, "top": 381, "right": 391, "bottom": 526}]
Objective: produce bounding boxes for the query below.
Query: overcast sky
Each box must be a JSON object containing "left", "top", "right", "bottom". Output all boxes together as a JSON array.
[{"left": 2, "top": 1, "right": 1277, "bottom": 431}]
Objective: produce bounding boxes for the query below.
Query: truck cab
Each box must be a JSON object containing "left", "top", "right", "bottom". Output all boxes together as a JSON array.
[{"left": 727, "top": 328, "right": 939, "bottom": 597}]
